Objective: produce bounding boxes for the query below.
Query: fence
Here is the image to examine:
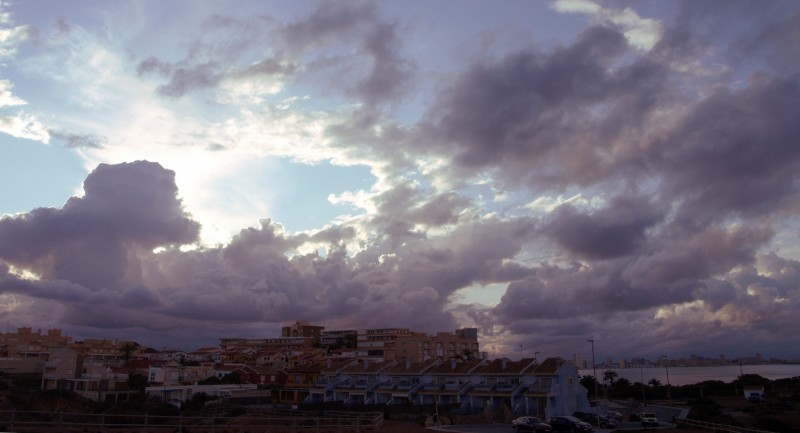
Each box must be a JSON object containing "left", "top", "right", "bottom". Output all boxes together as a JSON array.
[
  {"left": 0, "top": 408, "right": 384, "bottom": 432},
  {"left": 675, "top": 418, "right": 775, "bottom": 433}
]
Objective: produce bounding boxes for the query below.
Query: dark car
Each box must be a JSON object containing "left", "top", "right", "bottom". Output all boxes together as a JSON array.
[
  {"left": 573, "top": 411, "right": 618, "bottom": 429},
  {"left": 549, "top": 416, "right": 593, "bottom": 432},
  {"left": 512, "top": 416, "right": 553, "bottom": 432}
]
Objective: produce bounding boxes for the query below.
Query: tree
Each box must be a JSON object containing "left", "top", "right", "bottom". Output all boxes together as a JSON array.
[
  {"left": 580, "top": 375, "right": 598, "bottom": 390},
  {"left": 603, "top": 370, "right": 619, "bottom": 387},
  {"left": 610, "top": 377, "right": 633, "bottom": 398},
  {"left": 648, "top": 378, "right": 662, "bottom": 388},
  {"left": 128, "top": 372, "right": 147, "bottom": 393},
  {"left": 119, "top": 342, "right": 138, "bottom": 366},
  {"left": 220, "top": 371, "right": 242, "bottom": 384}
]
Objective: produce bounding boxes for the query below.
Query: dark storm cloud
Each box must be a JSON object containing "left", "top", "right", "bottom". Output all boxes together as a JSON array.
[
  {"left": 0, "top": 160, "right": 541, "bottom": 335},
  {"left": 420, "top": 25, "right": 668, "bottom": 189},
  {"left": 281, "top": 1, "right": 414, "bottom": 107},
  {"left": 541, "top": 196, "right": 663, "bottom": 259},
  {"left": 657, "top": 1, "right": 800, "bottom": 74},
  {"left": 652, "top": 75, "right": 800, "bottom": 224},
  {"left": 0, "top": 161, "right": 199, "bottom": 290}
]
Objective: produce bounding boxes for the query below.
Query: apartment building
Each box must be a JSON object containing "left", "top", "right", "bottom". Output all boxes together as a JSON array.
[
  {"left": 320, "top": 329, "right": 357, "bottom": 349},
  {"left": 357, "top": 327, "right": 480, "bottom": 362},
  {"left": 42, "top": 346, "right": 137, "bottom": 402},
  {"left": 356, "top": 328, "right": 414, "bottom": 361},
  {"left": 71, "top": 338, "right": 139, "bottom": 364},
  {"left": 397, "top": 328, "right": 481, "bottom": 362},
  {"left": 281, "top": 321, "right": 324, "bottom": 344},
  {"left": 0, "top": 327, "right": 72, "bottom": 359},
  {"left": 41, "top": 347, "right": 83, "bottom": 390},
  {"left": 219, "top": 337, "right": 316, "bottom": 352}
]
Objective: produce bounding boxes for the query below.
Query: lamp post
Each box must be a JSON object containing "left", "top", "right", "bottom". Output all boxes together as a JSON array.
[
  {"left": 640, "top": 363, "right": 646, "bottom": 405},
  {"left": 662, "top": 355, "right": 671, "bottom": 403},
  {"left": 433, "top": 362, "right": 440, "bottom": 426},
  {"left": 587, "top": 339, "right": 599, "bottom": 415}
]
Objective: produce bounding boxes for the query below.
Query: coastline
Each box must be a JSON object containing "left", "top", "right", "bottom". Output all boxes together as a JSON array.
[{"left": 579, "top": 364, "right": 800, "bottom": 386}]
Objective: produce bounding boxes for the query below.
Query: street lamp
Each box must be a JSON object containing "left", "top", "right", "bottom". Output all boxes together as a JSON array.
[
  {"left": 640, "top": 363, "right": 646, "bottom": 406},
  {"left": 587, "top": 339, "right": 599, "bottom": 415},
  {"left": 661, "top": 355, "right": 671, "bottom": 403}
]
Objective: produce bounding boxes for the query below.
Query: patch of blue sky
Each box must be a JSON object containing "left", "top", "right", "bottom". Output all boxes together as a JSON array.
[
  {"left": 0, "top": 136, "right": 86, "bottom": 215},
  {"left": 265, "top": 158, "right": 374, "bottom": 233}
]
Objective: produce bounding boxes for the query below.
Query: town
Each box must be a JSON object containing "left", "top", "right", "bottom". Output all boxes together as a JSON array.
[
  {"left": 0, "top": 322, "right": 788, "bottom": 411},
  {"left": 0, "top": 321, "right": 595, "bottom": 420}
]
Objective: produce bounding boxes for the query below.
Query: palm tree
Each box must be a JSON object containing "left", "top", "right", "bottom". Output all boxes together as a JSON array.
[
  {"left": 648, "top": 378, "right": 662, "bottom": 388},
  {"left": 603, "top": 370, "right": 619, "bottom": 387},
  {"left": 119, "top": 342, "right": 138, "bottom": 366}
]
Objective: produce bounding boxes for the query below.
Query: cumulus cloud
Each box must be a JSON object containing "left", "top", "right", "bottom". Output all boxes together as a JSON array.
[
  {"left": 0, "top": 161, "right": 200, "bottom": 290},
  {"left": 2, "top": 1, "right": 800, "bottom": 359}
]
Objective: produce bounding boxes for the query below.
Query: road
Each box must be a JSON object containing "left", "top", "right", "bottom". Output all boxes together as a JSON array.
[{"left": 431, "top": 421, "right": 672, "bottom": 432}]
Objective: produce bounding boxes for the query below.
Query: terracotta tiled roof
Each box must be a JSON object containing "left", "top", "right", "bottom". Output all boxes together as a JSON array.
[
  {"left": 476, "top": 358, "right": 534, "bottom": 375},
  {"left": 341, "top": 359, "right": 393, "bottom": 373},
  {"left": 427, "top": 358, "right": 485, "bottom": 375},
  {"left": 318, "top": 359, "right": 355, "bottom": 373},
  {"left": 382, "top": 360, "right": 435, "bottom": 374},
  {"left": 529, "top": 357, "right": 565, "bottom": 375}
]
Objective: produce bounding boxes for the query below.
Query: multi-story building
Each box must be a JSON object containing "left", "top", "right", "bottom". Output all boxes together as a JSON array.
[
  {"left": 41, "top": 347, "right": 83, "bottom": 390},
  {"left": 281, "top": 321, "right": 324, "bottom": 345},
  {"left": 42, "top": 346, "right": 137, "bottom": 402},
  {"left": 71, "top": 338, "right": 139, "bottom": 365},
  {"left": 219, "top": 337, "right": 316, "bottom": 352},
  {"left": 0, "top": 327, "right": 72, "bottom": 359},
  {"left": 356, "top": 328, "right": 414, "bottom": 361},
  {"left": 357, "top": 327, "right": 480, "bottom": 362},
  {"left": 320, "top": 329, "right": 357, "bottom": 349}
]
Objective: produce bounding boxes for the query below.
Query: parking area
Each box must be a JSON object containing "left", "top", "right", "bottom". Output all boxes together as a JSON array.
[{"left": 431, "top": 421, "right": 674, "bottom": 432}]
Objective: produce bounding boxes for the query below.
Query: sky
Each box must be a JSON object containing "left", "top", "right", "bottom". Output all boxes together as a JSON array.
[{"left": 1, "top": 0, "right": 799, "bottom": 361}]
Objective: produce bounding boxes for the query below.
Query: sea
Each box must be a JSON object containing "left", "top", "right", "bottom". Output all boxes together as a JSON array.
[{"left": 578, "top": 364, "right": 800, "bottom": 386}]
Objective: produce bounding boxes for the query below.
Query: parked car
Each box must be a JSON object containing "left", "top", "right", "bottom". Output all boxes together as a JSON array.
[
  {"left": 573, "top": 412, "right": 618, "bottom": 429},
  {"left": 604, "top": 410, "right": 622, "bottom": 421},
  {"left": 549, "top": 416, "right": 593, "bottom": 432},
  {"left": 512, "top": 416, "right": 553, "bottom": 432},
  {"left": 628, "top": 413, "right": 641, "bottom": 422},
  {"left": 640, "top": 412, "right": 659, "bottom": 427}
]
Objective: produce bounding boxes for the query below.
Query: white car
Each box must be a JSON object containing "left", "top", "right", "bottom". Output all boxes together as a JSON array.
[{"left": 640, "top": 412, "right": 659, "bottom": 427}]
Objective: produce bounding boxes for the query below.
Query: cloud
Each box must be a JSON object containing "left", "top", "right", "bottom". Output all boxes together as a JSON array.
[
  {"left": 551, "top": 0, "right": 663, "bottom": 51},
  {"left": 420, "top": 24, "right": 669, "bottom": 190},
  {"left": 0, "top": 161, "right": 200, "bottom": 290},
  {"left": 3, "top": 2, "right": 800, "bottom": 360},
  {"left": 48, "top": 130, "right": 105, "bottom": 149},
  {"left": 541, "top": 196, "right": 663, "bottom": 259},
  {"left": 652, "top": 75, "right": 800, "bottom": 224}
]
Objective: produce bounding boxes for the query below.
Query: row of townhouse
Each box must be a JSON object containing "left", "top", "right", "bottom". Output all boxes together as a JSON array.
[{"left": 280, "top": 356, "right": 592, "bottom": 420}]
